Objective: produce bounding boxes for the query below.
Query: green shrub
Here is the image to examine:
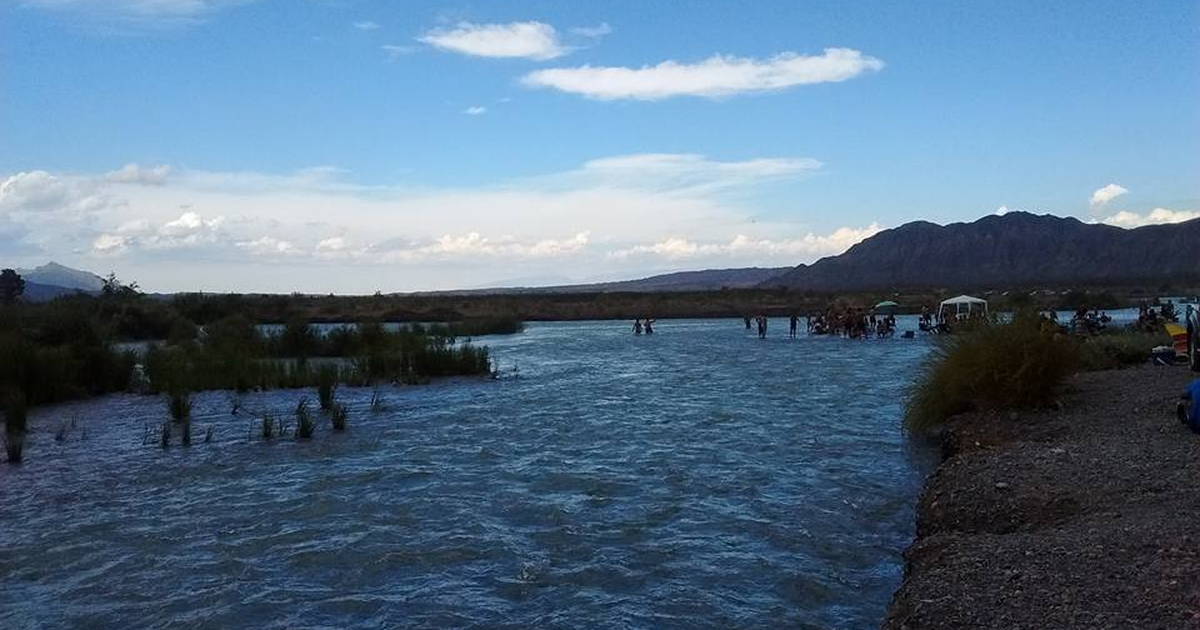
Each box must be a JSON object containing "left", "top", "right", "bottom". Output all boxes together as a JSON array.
[
  {"left": 905, "top": 311, "right": 1079, "bottom": 432},
  {"left": 1076, "top": 331, "right": 1168, "bottom": 371}
]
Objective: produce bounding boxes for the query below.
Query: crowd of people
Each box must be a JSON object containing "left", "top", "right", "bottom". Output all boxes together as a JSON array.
[{"left": 1137, "top": 301, "right": 1178, "bottom": 331}]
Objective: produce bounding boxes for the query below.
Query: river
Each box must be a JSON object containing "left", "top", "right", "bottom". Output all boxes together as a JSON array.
[{"left": 0, "top": 319, "right": 938, "bottom": 629}]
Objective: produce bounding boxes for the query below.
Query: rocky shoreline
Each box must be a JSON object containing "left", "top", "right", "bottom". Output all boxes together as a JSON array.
[{"left": 882, "top": 365, "right": 1200, "bottom": 630}]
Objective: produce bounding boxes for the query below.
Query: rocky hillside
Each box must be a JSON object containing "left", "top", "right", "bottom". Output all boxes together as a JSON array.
[{"left": 766, "top": 212, "right": 1200, "bottom": 291}]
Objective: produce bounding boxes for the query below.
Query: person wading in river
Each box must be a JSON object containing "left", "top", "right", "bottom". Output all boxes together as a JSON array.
[
  {"left": 789, "top": 314, "right": 799, "bottom": 338},
  {"left": 633, "top": 319, "right": 643, "bottom": 335}
]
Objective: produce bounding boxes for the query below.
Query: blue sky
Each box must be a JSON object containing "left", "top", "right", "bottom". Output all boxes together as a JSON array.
[{"left": 1, "top": 0, "right": 1197, "bottom": 292}]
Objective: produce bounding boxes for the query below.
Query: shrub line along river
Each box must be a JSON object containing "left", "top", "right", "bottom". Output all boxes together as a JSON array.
[{"left": 2, "top": 318, "right": 942, "bottom": 629}]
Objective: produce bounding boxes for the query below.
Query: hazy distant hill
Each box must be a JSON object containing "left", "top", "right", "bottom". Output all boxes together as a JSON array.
[
  {"left": 765, "top": 212, "right": 1200, "bottom": 291},
  {"left": 447, "top": 267, "right": 791, "bottom": 295},
  {"left": 16, "top": 262, "right": 105, "bottom": 292}
]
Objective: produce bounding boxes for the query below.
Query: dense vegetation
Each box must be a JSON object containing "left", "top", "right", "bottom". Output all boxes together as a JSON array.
[
  {"left": 904, "top": 311, "right": 1172, "bottom": 432},
  {"left": 0, "top": 277, "right": 514, "bottom": 437}
]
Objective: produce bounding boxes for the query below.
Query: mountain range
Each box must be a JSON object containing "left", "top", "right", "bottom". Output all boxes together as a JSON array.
[{"left": 765, "top": 212, "right": 1200, "bottom": 291}]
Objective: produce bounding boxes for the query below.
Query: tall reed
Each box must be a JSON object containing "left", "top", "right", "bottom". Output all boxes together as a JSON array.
[
  {"left": 295, "top": 398, "right": 314, "bottom": 439},
  {"left": 4, "top": 433, "right": 22, "bottom": 463},
  {"left": 316, "top": 365, "right": 339, "bottom": 411},
  {"left": 4, "top": 391, "right": 28, "bottom": 435},
  {"left": 168, "top": 390, "right": 192, "bottom": 422},
  {"left": 330, "top": 402, "right": 348, "bottom": 432}
]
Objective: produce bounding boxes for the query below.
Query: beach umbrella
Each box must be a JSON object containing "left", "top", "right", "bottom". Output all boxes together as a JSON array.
[{"left": 874, "top": 300, "right": 899, "bottom": 313}]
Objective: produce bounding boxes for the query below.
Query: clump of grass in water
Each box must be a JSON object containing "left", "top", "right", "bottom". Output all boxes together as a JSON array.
[
  {"left": 4, "top": 433, "right": 23, "bottom": 464},
  {"left": 295, "top": 398, "right": 314, "bottom": 439},
  {"left": 4, "top": 391, "right": 28, "bottom": 436},
  {"left": 261, "top": 413, "right": 277, "bottom": 439},
  {"left": 181, "top": 418, "right": 192, "bottom": 447},
  {"left": 167, "top": 389, "right": 192, "bottom": 422},
  {"left": 369, "top": 388, "right": 384, "bottom": 412},
  {"left": 160, "top": 420, "right": 172, "bottom": 449},
  {"left": 316, "top": 366, "right": 338, "bottom": 411},
  {"left": 330, "top": 402, "right": 348, "bottom": 432},
  {"left": 905, "top": 310, "right": 1079, "bottom": 432}
]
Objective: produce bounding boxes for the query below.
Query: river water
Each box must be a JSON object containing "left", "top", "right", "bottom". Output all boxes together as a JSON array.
[{"left": 0, "top": 319, "right": 938, "bottom": 629}]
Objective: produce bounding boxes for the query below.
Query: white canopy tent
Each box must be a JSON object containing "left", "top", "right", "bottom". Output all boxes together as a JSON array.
[{"left": 938, "top": 295, "right": 988, "bottom": 320}]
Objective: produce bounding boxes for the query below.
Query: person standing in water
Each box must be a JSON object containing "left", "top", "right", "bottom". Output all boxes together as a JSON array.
[
  {"left": 789, "top": 314, "right": 799, "bottom": 338},
  {"left": 757, "top": 315, "right": 768, "bottom": 339},
  {"left": 633, "top": 318, "right": 643, "bottom": 335},
  {"left": 645, "top": 317, "right": 655, "bottom": 335},
  {"left": 744, "top": 315, "right": 752, "bottom": 330}
]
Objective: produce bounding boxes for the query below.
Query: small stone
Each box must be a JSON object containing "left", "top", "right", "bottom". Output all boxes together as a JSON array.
[
  {"left": 1050, "top": 447, "right": 1066, "bottom": 455},
  {"left": 995, "top": 482, "right": 1010, "bottom": 490}
]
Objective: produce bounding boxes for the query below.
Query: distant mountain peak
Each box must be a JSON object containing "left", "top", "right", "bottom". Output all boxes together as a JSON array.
[{"left": 15, "top": 261, "right": 105, "bottom": 292}]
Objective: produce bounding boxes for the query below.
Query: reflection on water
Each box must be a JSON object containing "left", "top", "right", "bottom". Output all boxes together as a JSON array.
[{"left": 0, "top": 319, "right": 938, "bottom": 629}]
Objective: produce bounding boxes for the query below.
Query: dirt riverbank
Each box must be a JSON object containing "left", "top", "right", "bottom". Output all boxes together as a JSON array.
[{"left": 883, "top": 364, "right": 1200, "bottom": 630}]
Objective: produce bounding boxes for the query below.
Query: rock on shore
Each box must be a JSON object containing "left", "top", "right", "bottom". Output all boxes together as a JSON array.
[{"left": 882, "top": 365, "right": 1200, "bottom": 630}]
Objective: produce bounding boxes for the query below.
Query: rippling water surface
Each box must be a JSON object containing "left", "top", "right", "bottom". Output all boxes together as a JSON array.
[{"left": 0, "top": 319, "right": 939, "bottom": 629}]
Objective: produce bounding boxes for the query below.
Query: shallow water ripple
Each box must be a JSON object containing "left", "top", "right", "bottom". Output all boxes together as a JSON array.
[{"left": 0, "top": 319, "right": 937, "bottom": 629}]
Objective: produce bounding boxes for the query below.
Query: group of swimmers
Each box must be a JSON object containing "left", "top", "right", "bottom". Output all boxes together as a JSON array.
[
  {"left": 738, "top": 310, "right": 901, "bottom": 339},
  {"left": 807, "top": 308, "right": 898, "bottom": 339},
  {"left": 632, "top": 318, "right": 656, "bottom": 335}
]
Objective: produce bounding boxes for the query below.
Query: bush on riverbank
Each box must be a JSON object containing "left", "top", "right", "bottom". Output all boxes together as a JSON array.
[
  {"left": 905, "top": 311, "right": 1079, "bottom": 432},
  {"left": 1076, "top": 330, "right": 1169, "bottom": 371},
  {"left": 905, "top": 313, "right": 1176, "bottom": 431}
]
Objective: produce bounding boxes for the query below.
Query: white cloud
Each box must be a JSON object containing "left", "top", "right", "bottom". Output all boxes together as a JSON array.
[
  {"left": 522, "top": 48, "right": 884, "bottom": 100},
  {"left": 463, "top": 106, "right": 488, "bottom": 116},
  {"left": 2, "top": 154, "right": 855, "bottom": 291},
  {"left": 609, "top": 225, "right": 883, "bottom": 261},
  {"left": 390, "top": 232, "right": 590, "bottom": 261},
  {"left": 106, "top": 163, "right": 172, "bottom": 185},
  {"left": 1089, "top": 183, "right": 1128, "bottom": 207},
  {"left": 353, "top": 21, "right": 379, "bottom": 31},
  {"left": 316, "top": 236, "right": 347, "bottom": 252},
  {"left": 92, "top": 233, "right": 129, "bottom": 254},
  {"left": 571, "top": 23, "right": 611, "bottom": 38},
  {"left": 1098, "top": 207, "right": 1200, "bottom": 229},
  {"left": 419, "top": 21, "right": 567, "bottom": 60},
  {"left": 236, "top": 236, "right": 298, "bottom": 256}
]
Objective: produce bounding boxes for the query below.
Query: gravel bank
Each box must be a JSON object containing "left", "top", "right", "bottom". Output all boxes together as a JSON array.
[{"left": 882, "top": 364, "right": 1200, "bottom": 630}]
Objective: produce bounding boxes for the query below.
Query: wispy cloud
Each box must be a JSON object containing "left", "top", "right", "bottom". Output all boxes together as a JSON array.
[
  {"left": 381, "top": 44, "right": 415, "bottom": 59},
  {"left": 1089, "top": 183, "right": 1128, "bottom": 208},
  {"left": 21, "top": 0, "right": 257, "bottom": 29},
  {"left": 353, "top": 20, "right": 379, "bottom": 31},
  {"left": 570, "top": 23, "right": 612, "bottom": 38},
  {"left": 609, "top": 226, "right": 883, "bottom": 261},
  {"left": 522, "top": 48, "right": 884, "bottom": 100},
  {"left": 463, "top": 106, "right": 488, "bottom": 116},
  {"left": 419, "top": 21, "right": 568, "bottom": 60}
]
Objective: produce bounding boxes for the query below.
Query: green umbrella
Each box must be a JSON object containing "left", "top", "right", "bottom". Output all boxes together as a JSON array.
[{"left": 874, "top": 300, "right": 899, "bottom": 313}]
